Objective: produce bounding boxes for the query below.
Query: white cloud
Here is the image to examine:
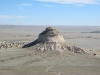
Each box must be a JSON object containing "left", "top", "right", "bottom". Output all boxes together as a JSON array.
[
  {"left": 0, "top": 15, "right": 13, "bottom": 19},
  {"left": 0, "top": 15, "right": 28, "bottom": 19},
  {"left": 16, "top": 16, "right": 28, "bottom": 18},
  {"left": 44, "top": 4, "right": 54, "bottom": 7},
  {"left": 75, "top": 3, "right": 86, "bottom": 7},
  {"left": 19, "top": 3, "right": 33, "bottom": 6},
  {"left": 18, "top": 3, "right": 33, "bottom": 11},
  {"left": 37, "top": 0, "right": 100, "bottom": 4}
]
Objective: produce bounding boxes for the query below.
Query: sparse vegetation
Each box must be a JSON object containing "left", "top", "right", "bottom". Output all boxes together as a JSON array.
[{"left": 0, "top": 26, "right": 100, "bottom": 75}]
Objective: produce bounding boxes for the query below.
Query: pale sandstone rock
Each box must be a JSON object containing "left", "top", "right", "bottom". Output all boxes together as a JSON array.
[{"left": 22, "top": 27, "right": 85, "bottom": 54}]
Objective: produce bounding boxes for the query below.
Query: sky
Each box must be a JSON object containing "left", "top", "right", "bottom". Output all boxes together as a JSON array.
[{"left": 0, "top": 0, "right": 100, "bottom": 26}]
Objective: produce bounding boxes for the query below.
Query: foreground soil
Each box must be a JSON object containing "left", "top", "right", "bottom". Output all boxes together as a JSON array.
[{"left": 0, "top": 48, "right": 100, "bottom": 75}]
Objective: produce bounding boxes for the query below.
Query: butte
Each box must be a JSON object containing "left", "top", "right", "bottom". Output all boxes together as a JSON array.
[{"left": 22, "top": 27, "right": 85, "bottom": 54}]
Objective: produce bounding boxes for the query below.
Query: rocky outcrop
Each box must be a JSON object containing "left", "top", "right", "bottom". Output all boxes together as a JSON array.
[
  {"left": 0, "top": 41, "right": 27, "bottom": 49},
  {"left": 22, "top": 27, "right": 86, "bottom": 54}
]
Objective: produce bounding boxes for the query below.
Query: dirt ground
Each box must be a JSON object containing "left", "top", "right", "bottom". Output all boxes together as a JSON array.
[{"left": 0, "top": 25, "right": 100, "bottom": 75}]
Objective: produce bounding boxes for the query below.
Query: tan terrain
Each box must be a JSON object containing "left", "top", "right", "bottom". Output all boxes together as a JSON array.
[{"left": 0, "top": 25, "right": 100, "bottom": 75}]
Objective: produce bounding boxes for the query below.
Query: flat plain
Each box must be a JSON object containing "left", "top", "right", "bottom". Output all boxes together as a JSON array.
[{"left": 0, "top": 25, "right": 100, "bottom": 75}]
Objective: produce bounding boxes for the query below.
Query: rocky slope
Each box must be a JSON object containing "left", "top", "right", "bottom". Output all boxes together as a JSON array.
[{"left": 22, "top": 27, "right": 86, "bottom": 54}]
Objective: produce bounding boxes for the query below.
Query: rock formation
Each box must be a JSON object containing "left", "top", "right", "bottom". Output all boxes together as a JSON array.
[
  {"left": 0, "top": 41, "right": 27, "bottom": 49},
  {"left": 22, "top": 27, "right": 85, "bottom": 54}
]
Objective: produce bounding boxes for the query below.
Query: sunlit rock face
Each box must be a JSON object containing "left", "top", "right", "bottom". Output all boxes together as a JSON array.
[
  {"left": 37, "top": 27, "right": 66, "bottom": 42},
  {"left": 22, "top": 27, "right": 85, "bottom": 54}
]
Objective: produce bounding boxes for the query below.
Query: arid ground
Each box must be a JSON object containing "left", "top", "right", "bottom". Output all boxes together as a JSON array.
[{"left": 0, "top": 25, "right": 100, "bottom": 75}]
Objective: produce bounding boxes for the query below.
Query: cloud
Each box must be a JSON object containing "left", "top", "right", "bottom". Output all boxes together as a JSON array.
[
  {"left": 37, "top": 0, "right": 100, "bottom": 4},
  {"left": 16, "top": 16, "right": 28, "bottom": 18},
  {"left": 0, "top": 15, "right": 28, "bottom": 19},
  {"left": 74, "top": 3, "right": 86, "bottom": 7},
  {"left": 44, "top": 4, "right": 54, "bottom": 7},
  {"left": 18, "top": 3, "right": 33, "bottom": 11},
  {"left": 19, "top": 3, "right": 33, "bottom": 6}
]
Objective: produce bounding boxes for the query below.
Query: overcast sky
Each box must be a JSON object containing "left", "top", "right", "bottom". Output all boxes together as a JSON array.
[{"left": 0, "top": 0, "right": 100, "bottom": 26}]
